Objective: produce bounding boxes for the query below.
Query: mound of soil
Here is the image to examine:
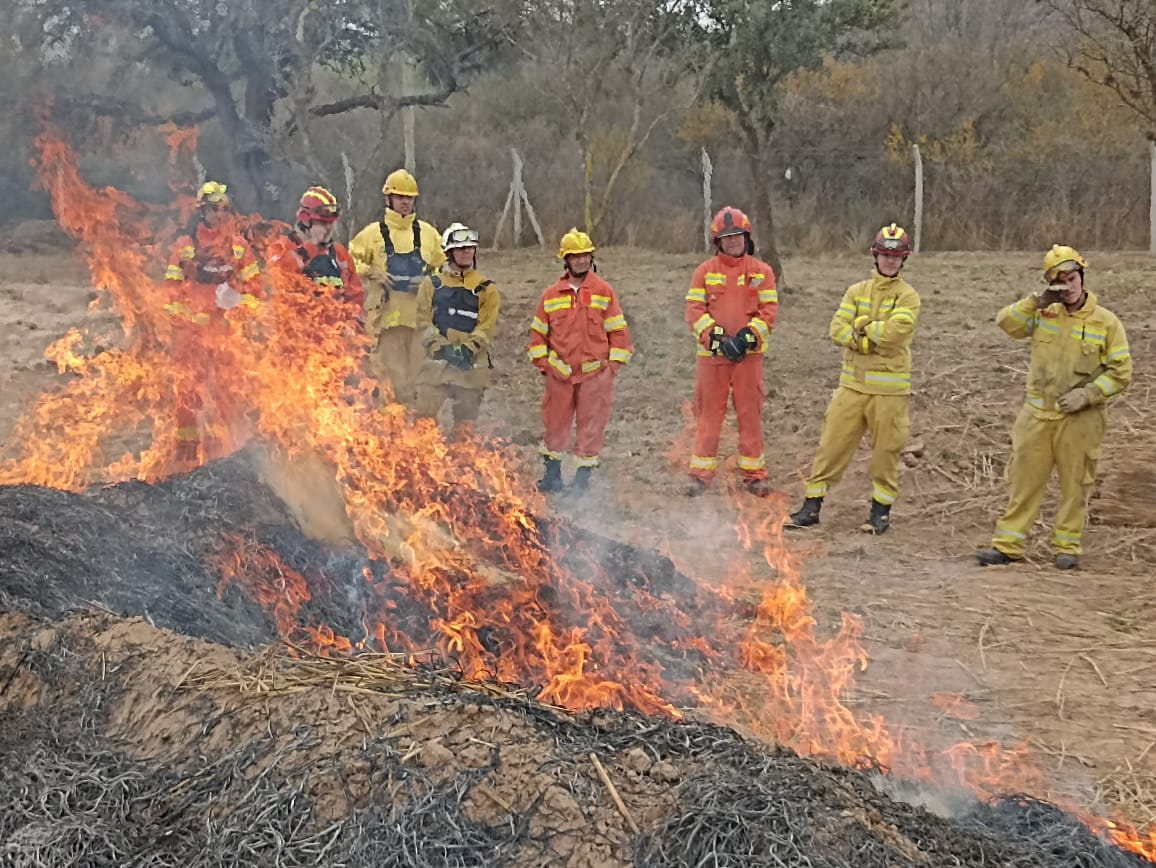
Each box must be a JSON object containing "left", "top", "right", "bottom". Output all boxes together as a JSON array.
[
  {"left": 0, "top": 450, "right": 701, "bottom": 658},
  {"left": 0, "top": 610, "right": 1148, "bottom": 868},
  {"left": 0, "top": 456, "right": 1151, "bottom": 865}
]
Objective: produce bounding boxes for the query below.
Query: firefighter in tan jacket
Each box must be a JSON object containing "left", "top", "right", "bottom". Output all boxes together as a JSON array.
[
  {"left": 413, "top": 223, "right": 500, "bottom": 437},
  {"left": 977, "top": 246, "right": 1131, "bottom": 570},
  {"left": 786, "top": 224, "right": 920, "bottom": 534},
  {"left": 348, "top": 169, "right": 444, "bottom": 404}
]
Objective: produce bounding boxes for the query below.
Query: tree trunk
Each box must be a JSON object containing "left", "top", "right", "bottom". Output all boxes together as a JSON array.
[
  {"left": 236, "top": 31, "right": 283, "bottom": 213},
  {"left": 737, "top": 120, "right": 784, "bottom": 286}
]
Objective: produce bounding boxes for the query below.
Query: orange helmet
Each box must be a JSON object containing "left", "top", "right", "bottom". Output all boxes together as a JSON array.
[
  {"left": 870, "top": 223, "right": 912, "bottom": 257},
  {"left": 296, "top": 185, "right": 340, "bottom": 225},
  {"left": 711, "top": 206, "right": 752, "bottom": 244}
]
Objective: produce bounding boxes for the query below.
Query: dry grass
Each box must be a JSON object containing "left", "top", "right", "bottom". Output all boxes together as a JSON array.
[{"left": 177, "top": 641, "right": 548, "bottom": 709}]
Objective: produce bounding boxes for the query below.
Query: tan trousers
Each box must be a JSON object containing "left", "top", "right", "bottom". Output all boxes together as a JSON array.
[
  {"left": 804, "top": 388, "right": 911, "bottom": 506},
  {"left": 369, "top": 327, "right": 417, "bottom": 405},
  {"left": 413, "top": 383, "right": 485, "bottom": 431},
  {"left": 991, "top": 406, "right": 1105, "bottom": 557}
]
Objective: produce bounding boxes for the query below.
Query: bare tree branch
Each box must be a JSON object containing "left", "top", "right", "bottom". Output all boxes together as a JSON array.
[{"left": 1043, "top": 0, "right": 1156, "bottom": 132}]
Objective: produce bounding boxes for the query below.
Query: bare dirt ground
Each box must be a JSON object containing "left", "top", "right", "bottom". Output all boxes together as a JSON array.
[{"left": 2, "top": 239, "right": 1155, "bottom": 837}]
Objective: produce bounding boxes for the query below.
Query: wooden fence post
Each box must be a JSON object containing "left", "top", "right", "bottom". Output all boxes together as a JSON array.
[
  {"left": 1149, "top": 138, "right": 1155, "bottom": 256},
  {"left": 402, "top": 0, "right": 416, "bottom": 174},
  {"left": 912, "top": 144, "right": 923, "bottom": 254},
  {"left": 512, "top": 150, "right": 523, "bottom": 245},
  {"left": 491, "top": 149, "right": 544, "bottom": 250},
  {"left": 701, "top": 148, "right": 713, "bottom": 253},
  {"left": 341, "top": 152, "right": 354, "bottom": 222}
]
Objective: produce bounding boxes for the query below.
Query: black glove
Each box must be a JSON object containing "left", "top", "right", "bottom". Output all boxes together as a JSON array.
[
  {"left": 1038, "top": 287, "right": 1063, "bottom": 307},
  {"left": 708, "top": 325, "right": 727, "bottom": 355},
  {"left": 720, "top": 335, "right": 748, "bottom": 362},
  {"left": 736, "top": 326, "right": 758, "bottom": 349},
  {"left": 438, "top": 344, "right": 475, "bottom": 370}
]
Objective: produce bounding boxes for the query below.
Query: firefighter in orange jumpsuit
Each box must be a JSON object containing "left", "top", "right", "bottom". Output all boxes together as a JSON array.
[
  {"left": 163, "top": 181, "right": 262, "bottom": 469},
  {"left": 976, "top": 246, "right": 1131, "bottom": 570},
  {"left": 528, "top": 228, "right": 634, "bottom": 494},
  {"left": 785, "top": 223, "right": 920, "bottom": 534},
  {"left": 266, "top": 185, "right": 364, "bottom": 309},
  {"left": 684, "top": 206, "right": 778, "bottom": 497},
  {"left": 348, "top": 169, "right": 444, "bottom": 404}
]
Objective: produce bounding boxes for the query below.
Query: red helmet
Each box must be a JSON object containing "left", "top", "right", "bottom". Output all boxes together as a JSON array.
[
  {"left": 710, "top": 206, "right": 752, "bottom": 244},
  {"left": 296, "top": 185, "right": 340, "bottom": 225},
  {"left": 870, "top": 223, "right": 912, "bottom": 257}
]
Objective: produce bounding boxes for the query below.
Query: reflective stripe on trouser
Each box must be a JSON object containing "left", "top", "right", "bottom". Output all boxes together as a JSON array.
[
  {"left": 803, "top": 387, "right": 910, "bottom": 504},
  {"left": 369, "top": 326, "right": 418, "bottom": 405},
  {"left": 541, "top": 368, "right": 616, "bottom": 464},
  {"left": 991, "top": 405, "right": 1105, "bottom": 558},
  {"left": 413, "top": 383, "right": 485, "bottom": 424},
  {"left": 690, "top": 354, "right": 766, "bottom": 482}
]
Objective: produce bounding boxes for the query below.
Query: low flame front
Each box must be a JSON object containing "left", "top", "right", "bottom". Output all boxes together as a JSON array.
[{"left": 3, "top": 129, "right": 1154, "bottom": 861}]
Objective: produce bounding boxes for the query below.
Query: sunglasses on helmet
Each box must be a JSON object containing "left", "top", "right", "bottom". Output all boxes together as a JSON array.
[
  {"left": 447, "top": 227, "right": 479, "bottom": 245},
  {"left": 1045, "top": 260, "right": 1080, "bottom": 282}
]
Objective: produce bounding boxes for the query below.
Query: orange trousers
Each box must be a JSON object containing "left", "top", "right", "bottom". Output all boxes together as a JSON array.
[
  {"left": 541, "top": 368, "right": 616, "bottom": 467},
  {"left": 172, "top": 320, "right": 227, "bottom": 470},
  {"left": 690, "top": 355, "right": 766, "bottom": 481}
]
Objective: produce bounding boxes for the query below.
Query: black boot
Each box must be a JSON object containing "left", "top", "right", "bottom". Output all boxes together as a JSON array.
[
  {"left": 977, "top": 547, "right": 1021, "bottom": 566},
  {"left": 745, "top": 478, "right": 773, "bottom": 498},
  {"left": 537, "top": 457, "right": 563, "bottom": 493},
  {"left": 785, "top": 497, "right": 822, "bottom": 529},
  {"left": 686, "top": 478, "right": 709, "bottom": 497},
  {"left": 570, "top": 465, "right": 593, "bottom": 494},
  {"left": 860, "top": 499, "right": 891, "bottom": 534}
]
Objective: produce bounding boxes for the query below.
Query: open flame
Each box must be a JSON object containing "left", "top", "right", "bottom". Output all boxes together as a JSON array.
[{"left": 4, "top": 126, "right": 1155, "bottom": 862}]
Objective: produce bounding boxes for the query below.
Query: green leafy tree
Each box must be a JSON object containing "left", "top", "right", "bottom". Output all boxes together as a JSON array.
[{"left": 700, "top": 0, "right": 897, "bottom": 281}]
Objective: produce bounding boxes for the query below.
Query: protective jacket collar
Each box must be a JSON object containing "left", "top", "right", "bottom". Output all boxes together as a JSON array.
[{"left": 383, "top": 209, "right": 416, "bottom": 232}]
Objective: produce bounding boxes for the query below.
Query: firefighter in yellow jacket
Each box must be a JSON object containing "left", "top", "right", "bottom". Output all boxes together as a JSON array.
[
  {"left": 349, "top": 169, "right": 444, "bottom": 404},
  {"left": 786, "top": 224, "right": 920, "bottom": 534},
  {"left": 977, "top": 246, "right": 1131, "bottom": 570},
  {"left": 413, "top": 223, "right": 500, "bottom": 438}
]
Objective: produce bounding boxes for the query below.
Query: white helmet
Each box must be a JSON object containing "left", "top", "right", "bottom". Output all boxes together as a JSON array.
[{"left": 442, "top": 222, "right": 479, "bottom": 252}]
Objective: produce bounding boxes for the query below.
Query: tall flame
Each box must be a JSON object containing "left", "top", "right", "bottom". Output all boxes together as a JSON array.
[{"left": 3, "top": 126, "right": 1153, "bottom": 862}]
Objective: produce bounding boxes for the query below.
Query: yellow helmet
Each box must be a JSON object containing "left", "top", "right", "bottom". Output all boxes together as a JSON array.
[
  {"left": 1043, "top": 244, "right": 1087, "bottom": 282},
  {"left": 197, "top": 181, "right": 229, "bottom": 207},
  {"left": 382, "top": 169, "right": 419, "bottom": 197},
  {"left": 558, "top": 227, "right": 596, "bottom": 260}
]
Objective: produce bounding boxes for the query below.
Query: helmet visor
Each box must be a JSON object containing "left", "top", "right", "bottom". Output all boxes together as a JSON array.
[
  {"left": 307, "top": 203, "right": 340, "bottom": 220},
  {"left": 1044, "top": 259, "right": 1080, "bottom": 283},
  {"left": 875, "top": 237, "right": 908, "bottom": 252},
  {"left": 447, "top": 227, "right": 479, "bottom": 246}
]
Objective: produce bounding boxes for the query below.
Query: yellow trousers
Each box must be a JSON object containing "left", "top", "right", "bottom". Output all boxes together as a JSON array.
[
  {"left": 369, "top": 327, "right": 417, "bottom": 405},
  {"left": 804, "top": 388, "right": 911, "bottom": 506},
  {"left": 991, "top": 406, "right": 1105, "bottom": 557}
]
